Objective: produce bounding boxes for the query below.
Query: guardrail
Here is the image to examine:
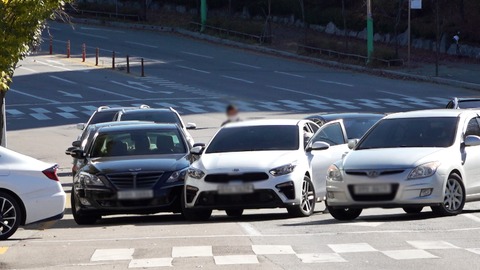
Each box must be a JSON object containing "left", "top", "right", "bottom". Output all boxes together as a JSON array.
[
  {"left": 189, "top": 22, "right": 272, "bottom": 44},
  {"left": 66, "top": 8, "right": 140, "bottom": 21},
  {"left": 298, "top": 44, "right": 404, "bottom": 67}
]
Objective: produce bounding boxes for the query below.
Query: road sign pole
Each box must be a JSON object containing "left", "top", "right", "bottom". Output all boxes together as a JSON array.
[
  {"left": 200, "top": 0, "right": 207, "bottom": 32},
  {"left": 366, "top": 0, "right": 374, "bottom": 65}
]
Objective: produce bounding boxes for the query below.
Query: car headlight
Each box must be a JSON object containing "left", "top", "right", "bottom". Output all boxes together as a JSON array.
[
  {"left": 187, "top": 167, "right": 205, "bottom": 179},
  {"left": 166, "top": 168, "right": 188, "bottom": 183},
  {"left": 79, "top": 172, "right": 104, "bottom": 186},
  {"left": 269, "top": 163, "right": 296, "bottom": 176},
  {"left": 408, "top": 161, "right": 441, "bottom": 179},
  {"left": 327, "top": 165, "right": 343, "bottom": 181}
]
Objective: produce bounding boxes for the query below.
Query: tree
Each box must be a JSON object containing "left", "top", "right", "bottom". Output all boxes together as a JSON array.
[{"left": 0, "top": 0, "right": 68, "bottom": 146}]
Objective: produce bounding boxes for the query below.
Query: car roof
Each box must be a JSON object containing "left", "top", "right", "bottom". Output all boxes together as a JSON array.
[
  {"left": 307, "top": 113, "right": 384, "bottom": 121},
  {"left": 121, "top": 108, "right": 172, "bottom": 114},
  {"left": 89, "top": 121, "right": 152, "bottom": 129},
  {"left": 224, "top": 119, "right": 303, "bottom": 128},
  {"left": 96, "top": 107, "right": 142, "bottom": 113},
  {"left": 384, "top": 109, "right": 478, "bottom": 119},
  {"left": 97, "top": 123, "right": 179, "bottom": 133},
  {"left": 456, "top": 97, "right": 480, "bottom": 102}
]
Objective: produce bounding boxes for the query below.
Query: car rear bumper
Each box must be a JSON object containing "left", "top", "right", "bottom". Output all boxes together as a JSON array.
[{"left": 23, "top": 182, "right": 66, "bottom": 225}]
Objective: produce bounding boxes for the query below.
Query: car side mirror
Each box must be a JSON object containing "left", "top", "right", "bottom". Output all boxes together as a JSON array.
[
  {"left": 465, "top": 135, "right": 480, "bottom": 147},
  {"left": 190, "top": 146, "right": 204, "bottom": 155},
  {"left": 70, "top": 149, "right": 86, "bottom": 159},
  {"left": 76, "top": 123, "right": 86, "bottom": 130},
  {"left": 306, "top": 141, "right": 330, "bottom": 152},
  {"left": 348, "top": 139, "right": 359, "bottom": 150},
  {"left": 65, "top": 146, "right": 77, "bottom": 155},
  {"left": 72, "top": 140, "right": 82, "bottom": 147},
  {"left": 193, "top": 143, "right": 205, "bottom": 148},
  {"left": 186, "top": 123, "right": 197, "bottom": 130}
]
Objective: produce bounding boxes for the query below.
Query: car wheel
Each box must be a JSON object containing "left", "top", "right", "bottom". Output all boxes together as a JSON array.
[
  {"left": 181, "top": 190, "right": 212, "bottom": 221},
  {"left": 328, "top": 207, "right": 362, "bottom": 221},
  {"left": 287, "top": 176, "right": 316, "bottom": 217},
  {"left": 431, "top": 173, "right": 465, "bottom": 216},
  {"left": 71, "top": 188, "right": 99, "bottom": 225},
  {"left": 225, "top": 209, "right": 244, "bottom": 217},
  {"left": 0, "top": 191, "right": 22, "bottom": 241},
  {"left": 403, "top": 207, "right": 423, "bottom": 214}
]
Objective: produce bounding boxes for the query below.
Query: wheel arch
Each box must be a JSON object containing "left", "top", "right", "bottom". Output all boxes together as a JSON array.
[
  {"left": 0, "top": 188, "right": 27, "bottom": 225},
  {"left": 449, "top": 169, "right": 462, "bottom": 180}
]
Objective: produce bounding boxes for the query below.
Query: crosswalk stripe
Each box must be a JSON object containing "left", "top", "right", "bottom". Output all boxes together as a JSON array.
[
  {"left": 57, "top": 112, "right": 78, "bottom": 119},
  {"left": 30, "top": 113, "right": 50, "bottom": 120},
  {"left": 6, "top": 109, "right": 24, "bottom": 115}
]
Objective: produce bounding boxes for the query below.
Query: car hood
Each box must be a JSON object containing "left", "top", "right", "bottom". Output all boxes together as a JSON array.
[
  {"left": 197, "top": 151, "right": 298, "bottom": 172},
  {"left": 342, "top": 148, "right": 446, "bottom": 170},
  {"left": 85, "top": 154, "right": 189, "bottom": 174}
]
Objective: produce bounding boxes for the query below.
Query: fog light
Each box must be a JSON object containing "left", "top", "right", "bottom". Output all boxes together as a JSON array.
[
  {"left": 79, "top": 197, "right": 91, "bottom": 206},
  {"left": 276, "top": 181, "right": 295, "bottom": 200},
  {"left": 420, "top": 188, "right": 433, "bottom": 197},
  {"left": 327, "top": 192, "right": 335, "bottom": 199}
]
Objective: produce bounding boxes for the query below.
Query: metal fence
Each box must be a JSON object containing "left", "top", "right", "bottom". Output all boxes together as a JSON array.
[
  {"left": 66, "top": 8, "right": 140, "bottom": 21},
  {"left": 189, "top": 22, "right": 272, "bottom": 44}
]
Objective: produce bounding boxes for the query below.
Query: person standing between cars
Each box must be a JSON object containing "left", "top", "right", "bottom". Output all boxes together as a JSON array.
[
  {"left": 453, "top": 32, "right": 460, "bottom": 55},
  {"left": 221, "top": 104, "right": 241, "bottom": 126}
]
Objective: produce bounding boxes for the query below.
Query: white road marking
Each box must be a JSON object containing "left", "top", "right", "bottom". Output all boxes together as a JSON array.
[
  {"left": 463, "top": 213, "right": 480, "bottom": 223},
  {"left": 377, "top": 98, "right": 413, "bottom": 109},
  {"left": 49, "top": 75, "right": 77, "bottom": 84},
  {"left": 377, "top": 90, "right": 412, "bottom": 98},
  {"left": 230, "top": 61, "right": 261, "bottom": 69},
  {"left": 180, "top": 102, "right": 207, "bottom": 113},
  {"left": 297, "top": 253, "right": 347, "bottom": 263},
  {"left": 239, "top": 223, "right": 262, "bottom": 236},
  {"left": 221, "top": 75, "right": 254, "bottom": 84},
  {"left": 46, "top": 59, "right": 65, "bottom": 66},
  {"left": 128, "top": 258, "right": 173, "bottom": 268},
  {"left": 318, "top": 79, "right": 354, "bottom": 87},
  {"left": 267, "top": 85, "right": 324, "bottom": 99},
  {"left": 172, "top": 246, "right": 213, "bottom": 258},
  {"left": 274, "top": 71, "right": 306, "bottom": 78},
  {"left": 176, "top": 65, "right": 210, "bottom": 74},
  {"left": 466, "top": 248, "right": 480, "bottom": 255},
  {"left": 6, "top": 109, "right": 23, "bottom": 115},
  {"left": 18, "top": 66, "right": 36, "bottom": 73},
  {"left": 406, "top": 241, "right": 459, "bottom": 250},
  {"left": 382, "top": 250, "right": 438, "bottom": 260},
  {"left": 328, "top": 243, "right": 377, "bottom": 253},
  {"left": 76, "top": 32, "right": 109, "bottom": 40},
  {"left": 9, "top": 88, "right": 59, "bottom": 103},
  {"left": 57, "top": 112, "right": 78, "bottom": 119},
  {"left": 181, "top": 51, "right": 214, "bottom": 59},
  {"left": 214, "top": 255, "right": 259, "bottom": 265},
  {"left": 303, "top": 99, "right": 334, "bottom": 110},
  {"left": 110, "top": 81, "right": 156, "bottom": 93},
  {"left": 58, "top": 91, "right": 82, "bottom": 99},
  {"left": 338, "top": 221, "right": 384, "bottom": 228},
  {"left": 58, "top": 106, "right": 77, "bottom": 113},
  {"left": 127, "top": 81, "right": 152, "bottom": 89},
  {"left": 356, "top": 99, "right": 385, "bottom": 109},
  {"left": 36, "top": 60, "right": 71, "bottom": 71},
  {"left": 80, "top": 26, "right": 124, "bottom": 33},
  {"left": 88, "top": 86, "right": 136, "bottom": 100},
  {"left": 125, "top": 41, "right": 158, "bottom": 48},
  {"left": 30, "top": 113, "right": 50, "bottom": 120},
  {"left": 279, "top": 100, "right": 307, "bottom": 111},
  {"left": 252, "top": 245, "right": 295, "bottom": 255},
  {"left": 90, "top": 248, "right": 134, "bottom": 261}
]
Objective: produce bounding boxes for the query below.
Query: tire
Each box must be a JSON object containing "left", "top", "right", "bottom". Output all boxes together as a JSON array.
[
  {"left": 403, "top": 207, "right": 423, "bottom": 214},
  {"left": 287, "top": 176, "right": 316, "bottom": 217},
  {"left": 225, "top": 209, "right": 243, "bottom": 217},
  {"left": 181, "top": 190, "right": 212, "bottom": 221},
  {"left": 328, "top": 207, "right": 362, "bottom": 221},
  {"left": 71, "top": 188, "right": 99, "bottom": 225},
  {"left": 431, "top": 173, "right": 465, "bottom": 216},
  {"left": 0, "top": 191, "right": 22, "bottom": 240}
]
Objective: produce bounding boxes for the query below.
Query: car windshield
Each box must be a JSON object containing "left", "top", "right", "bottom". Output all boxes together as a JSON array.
[
  {"left": 343, "top": 117, "right": 382, "bottom": 139},
  {"left": 120, "top": 111, "right": 181, "bottom": 126},
  {"left": 89, "top": 110, "right": 118, "bottom": 125},
  {"left": 206, "top": 125, "right": 299, "bottom": 153},
  {"left": 356, "top": 117, "right": 458, "bottom": 150},
  {"left": 90, "top": 129, "right": 186, "bottom": 158},
  {"left": 458, "top": 100, "right": 480, "bottom": 109}
]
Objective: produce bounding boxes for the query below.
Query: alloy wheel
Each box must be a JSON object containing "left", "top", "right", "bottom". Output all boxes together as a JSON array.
[
  {"left": 0, "top": 197, "right": 17, "bottom": 238},
  {"left": 444, "top": 178, "right": 463, "bottom": 211},
  {"left": 301, "top": 179, "right": 315, "bottom": 214}
]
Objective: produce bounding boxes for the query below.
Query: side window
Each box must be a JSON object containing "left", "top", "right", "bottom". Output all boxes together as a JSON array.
[
  {"left": 311, "top": 123, "right": 345, "bottom": 146},
  {"left": 307, "top": 123, "right": 319, "bottom": 133},
  {"left": 465, "top": 117, "right": 480, "bottom": 136}
]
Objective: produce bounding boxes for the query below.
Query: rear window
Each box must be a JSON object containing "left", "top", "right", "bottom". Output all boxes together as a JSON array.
[
  {"left": 458, "top": 100, "right": 480, "bottom": 109},
  {"left": 120, "top": 111, "right": 181, "bottom": 126},
  {"left": 89, "top": 111, "right": 118, "bottom": 125},
  {"left": 343, "top": 117, "right": 382, "bottom": 139}
]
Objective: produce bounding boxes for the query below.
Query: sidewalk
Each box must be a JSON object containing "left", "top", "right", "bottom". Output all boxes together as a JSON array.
[{"left": 402, "top": 62, "right": 480, "bottom": 87}]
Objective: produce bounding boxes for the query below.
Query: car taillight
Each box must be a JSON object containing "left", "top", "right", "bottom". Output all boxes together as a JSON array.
[{"left": 43, "top": 165, "right": 59, "bottom": 181}]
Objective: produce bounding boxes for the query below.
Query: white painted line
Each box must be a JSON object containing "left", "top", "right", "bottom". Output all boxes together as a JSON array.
[
  {"left": 406, "top": 241, "right": 459, "bottom": 250},
  {"left": 267, "top": 85, "right": 324, "bottom": 99},
  {"left": 9, "top": 88, "right": 59, "bottom": 103},
  {"left": 338, "top": 221, "right": 384, "bottom": 228},
  {"left": 88, "top": 87, "right": 136, "bottom": 100},
  {"left": 303, "top": 99, "right": 334, "bottom": 110},
  {"left": 76, "top": 32, "right": 109, "bottom": 40},
  {"left": 30, "top": 113, "right": 50, "bottom": 120},
  {"left": 128, "top": 258, "right": 172, "bottom": 268},
  {"left": 58, "top": 106, "right": 77, "bottom": 113},
  {"left": 110, "top": 81, "right": 156, "bottom": 93},
  {"left": 36, "top": 60, "right": 71, "bottom": 71},
  {"left": 179, "top": 102, "right": 207, "bottom": 113},
  {"left": 221, "top": 75, "right": 254, "bottom": 84},
  {"left": 279, "top": 100, "right": 307, "bottom": 111},
  {"left": 46, "top": 60, "right": 65, "bottom": 66},
  {"left": 252, "top": 245, "right": 295, "bottom": 255},
  {"left": 382, "top": 250, "right": 438, "bottom": 260},
  {"left": 377, "top": 90, "right": 412, "bottom": 98},
  {"left": 18, "top": 66, "right": 36, "bottom": 73},
  {"left": 181, "top": 51, "right": 213, "bottom": 59},
  {"left": 328, "top": 243, "right": 377, "bottom": 253},
  {"left": 31, "top": 108, "right": 51, "bottom": 113},
  {"left": 57, "top": 112, "right": 78, "bottom": 119},
  {"left": 176, "top": 65, "right": 210, "bottom": 74},
  {"left": 214, "top": 255, "right": 259, "bottom": 265},
  {"left": 318, "top": 79, "right": 354, "bottom": 87},
  {"left": 49, "top": 75, "right": 77, "bottom": 84},
  {"left": 230, "top": 61, "right": 261, "bottom": 69},
  {"left": 297, "top": 253, "right": 347, "bottom": 263},
  {"left": 239, "top": 223, "right": 262, "bottom": 236},
  {"left": 125, "top": 41, "right": 158, "bottom": 48},
  {"left": 172, "top": 246, "right": 213, "bottom": 258},
  {"left": 464, "top": 213, "right": 480, "bottom": 223},
  {"left": 274, "top": 71, "right": 305, "bottom": 78},
  {"left": 6, "top": 109, "right": 24, "bottom": 115},
  {"left": 90, "top": 248, "right": 134, "bottom": 262},
  {"left": 466, "top": 248, "right": 480, "bottom": 255}
]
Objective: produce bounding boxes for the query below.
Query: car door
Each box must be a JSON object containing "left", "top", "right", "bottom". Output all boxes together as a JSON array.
[
  {"left": 462, "top": 116, "right": 480, "bottom": 195},
  {"left": 307, "top": 121, "right": 349, "bottom": 199}
]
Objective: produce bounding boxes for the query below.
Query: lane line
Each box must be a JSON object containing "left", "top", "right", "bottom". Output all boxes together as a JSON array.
[
  {"left": 267, "top": 85, "right": 325, "bottom": 99},
  {"left": 239, "top": 223, "right": 262, "bottom": 236},
  {"left": 49, "top": 75, "right": 77, "bottom": 84},
  {"left": 180, "top": 51, "right": 214, "bottom": 59},
  {"left": 9, "top": 88, "right": 60, "bottom": 103},
  {"left": 463, "top": 213, "right": 480, "bottom": 223},
  {"left": 36, "top": 60, "right": 71, "bottom": 71},
  {"left": 274, "top": 71, "right": 306, "bottom": 78},
  {"left": 221, "top": 75, "right": 254, "bottom": 84},
  {"left": 18, "top": 66, "right": 36, "bottom": 73},
  {"left": 88, "top": 86, "right": 136, "bottom": 100},
  {"left": 75, "top": 32, "right": 109, "bottom": 40},
  {"left": 176, "top": 65, "right": 210, "bottom": 74},
  {"left": 80, "top": 26, "right": 125, "bottom": 33},
  {"left": 377, "top": 90, "right": 412, "bottom": 98},
  {"left": 318, "top": 79, "right": 354, "bottom": 87},
  {"left": 230, "top": 61, "right": 261, "bottom": 69},
  {"left": 110, "top": 81, "right": 156, "bottom": 93},
  {"left": 125, "top": 41, "right": 158, "bottom": 48}
]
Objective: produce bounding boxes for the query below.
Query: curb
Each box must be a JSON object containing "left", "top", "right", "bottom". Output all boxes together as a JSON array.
[{"left": 64, "top": 18, "right": 480, "bottom": 91}]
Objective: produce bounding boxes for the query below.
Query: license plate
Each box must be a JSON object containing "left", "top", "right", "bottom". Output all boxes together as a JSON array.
[
  {"left": 354, "top": 184, "right": 391, "bottom": 195},
  {"left": 218, "top": 184, "right": 254, "bottom": 195},
  {"left": 117, "top": 190, "right": 154, "bottom": 200}
]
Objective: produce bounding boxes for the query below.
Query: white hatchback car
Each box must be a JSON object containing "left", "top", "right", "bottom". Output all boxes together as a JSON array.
[
  {"left": 326, "top": 109, "right": 480, "bottom": 220},
  {"left": 0, "top": 147, "right": 66, "bottom": 240},
  {"left": 183, "top": 119, "right": 320, "bottom": 220}
]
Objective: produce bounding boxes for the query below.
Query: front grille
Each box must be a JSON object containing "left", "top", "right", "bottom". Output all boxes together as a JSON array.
[
  {"left": 204, "top": 172, "right": 269, "bottom": 183},
  {"left": 106, "top": 172, "right": 163, "bottom": 189},
  {"left": 348, "top": 184, "right": 399, "bottom": 201},
  {"left": 196, "top": 190, "right": 281, "bottom": 207},
  {"left": 345, "top": 170, "right": 405, "bottom": 176}
]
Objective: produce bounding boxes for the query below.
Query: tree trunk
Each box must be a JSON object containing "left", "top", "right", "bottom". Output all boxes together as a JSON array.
[
  {"left": 0, "top": 90, "right": 6, "bottom": 147},
  {"left": 393, "top": 0, "right": 405, "bottom": 58}
]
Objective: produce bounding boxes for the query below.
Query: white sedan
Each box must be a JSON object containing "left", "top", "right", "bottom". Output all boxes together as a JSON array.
[
  {"left": 326, "top": 109, "right": 480, "bottom": 220},
  {"left": 0, "top": 147, "right": 66, "bottom": 240}
]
